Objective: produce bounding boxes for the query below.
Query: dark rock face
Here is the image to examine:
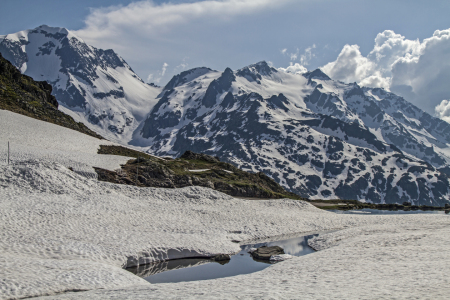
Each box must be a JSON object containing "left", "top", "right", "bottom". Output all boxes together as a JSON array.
[
  {"left": 180, "top": 151, "right": 220, "bottom": 162},
  {"left": 202, "top": 67, "right": 235, "bottom": 108},
  {"left": 0, "top": 25, "right": 155, "bottom": 139},
  {"left": 0, "top": 37, "right": 28, "bottom": 71},
  {"left": 251, "top": 246, "right": 285, "bottom": 260},
  {"left": 235, "top": 61, "right": 277, "bottom": 84},
  {"left": 93, "top": 88, "right": 125, "bottom": 99},
  {"left": 141, "top": 90, "right": 176, "bottom": 139},
  {"left": 164, "top": 67, "right": 212, "bottom": 91},
  {"left": 0, "top": 52, "right": 102, "bottom": 139},
  {"left": 303, "top": 69, "right": 331, "bottom": 81}
]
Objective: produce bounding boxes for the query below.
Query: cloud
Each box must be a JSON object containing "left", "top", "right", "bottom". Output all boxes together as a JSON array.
[
  {"left": 147, "top": 62, "right": 169, "bottom": 84},
  {"left": 321, "top": 44, "right": 376, "bottom": 83},
  {"left": 300, "top": 44, "right": 315, "bottom": 66},
  {"left": 435, "top": 99, "right": 450, "bottom": 123},
  {"left": 174, "top": 57, "right": 190, "bottom": 73},
  {"left": 76, "top": 0, "right": 293, "bottom": 42},
  {"left": 279, "top": 45, "right": 315, "bottom": 76},
  {"left": 75, "top": 0, "right": 295, "bottom": 85},
  {"left": 278, "top": 62, "right": 307, "bottom": 74},
  {"left": 290, "top": 51, "right": 298, "bottom": 61},
  {"left": 319, "top": 28, "right": 450, "bottom": 115},
  {"left": 281, "top": 45, "right": 315, "bottom": 65},
  {"left": 161, "top": 62, "right": 168, "bottom": 77}
]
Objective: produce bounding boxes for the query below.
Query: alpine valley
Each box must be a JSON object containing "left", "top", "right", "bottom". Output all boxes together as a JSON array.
[{"left": 2, "top": 25, "right": 450, "bottom": 206}]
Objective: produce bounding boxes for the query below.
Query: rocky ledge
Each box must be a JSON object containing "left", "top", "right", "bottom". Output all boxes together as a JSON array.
[
  {"left": 0, "top": 52, "right": 103, "bottom": 139},
  {"left": 95, "top": 146, "right": 304, "bottom": 199}
]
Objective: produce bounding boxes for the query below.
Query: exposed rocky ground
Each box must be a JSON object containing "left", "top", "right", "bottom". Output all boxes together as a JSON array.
[
  {"left": 0, "top": 52, "right": 102, "bottom": 139},
  {"left": 0, "top": 25, "right": 160, "bottom": 142},
  {"left": 95, "top": 146, "right": 304, "bottom": 199}
]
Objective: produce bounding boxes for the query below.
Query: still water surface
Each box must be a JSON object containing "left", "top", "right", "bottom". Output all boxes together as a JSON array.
[
  {"left": 331, "top": 208, "right": 449, "bottom": 215},
  {"left": 127, "top": 233, "right": 317, "bottom": 284}
]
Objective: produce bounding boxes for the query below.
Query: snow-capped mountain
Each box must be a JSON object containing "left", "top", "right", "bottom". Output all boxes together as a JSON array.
[
  {"left": 2, "top": 25, "right": 450, "bottom": 205},
  {"left": 136, "top": 62, "right": 450, "bottom": 205},
  {"left": 0, "top": 25, "right": 161, "bottom": 142}
]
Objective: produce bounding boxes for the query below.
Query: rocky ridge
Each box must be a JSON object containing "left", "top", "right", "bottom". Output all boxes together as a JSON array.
[
  {"left": 0, "top": 52, "right": 102, "bottom": 138},
  {"left": 137, "top": 62, "right": 450, "bottom": 206},
  {"left": 95, "top": 146, "right": 303, "bottom": 199},
  {"left": 0, "top": 25, "right": 160, "bottom": 142}
]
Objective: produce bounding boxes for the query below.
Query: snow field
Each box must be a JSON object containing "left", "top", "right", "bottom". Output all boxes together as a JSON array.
[
  {"left": 1, "top": 110, "right": 450, "bottom": 299},
  {"left": 1, "top": 158, "right": 450, "bottom": 299},
  {"left": 0, "top": 110, "right": 131, "bottom": 176},
  {"left": 37, "top": 217, "right": 450, "bottom": 299}
]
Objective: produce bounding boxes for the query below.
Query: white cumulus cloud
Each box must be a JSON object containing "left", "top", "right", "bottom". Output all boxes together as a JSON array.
[
  {"left": 319, "top": 28, "right": 450, "bottom": 115},
  {"left": 75, "top": 0, "right": 295, "bottom": 85},
  {"left": 435, "top": 99, "right": 450, "bottom": 123},
  {"left": 278, "top": 62, "right": 307, "bottom": 74},
  {"left": 321, "top": 44, "right": 376, "bottom": 84}
]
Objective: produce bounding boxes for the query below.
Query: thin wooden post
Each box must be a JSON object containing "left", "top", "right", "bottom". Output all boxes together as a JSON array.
[{"left": 137, "top": 156, "right": 139, "bottom": 200}]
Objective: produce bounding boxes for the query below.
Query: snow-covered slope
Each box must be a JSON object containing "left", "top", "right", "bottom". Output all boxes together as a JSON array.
[
  {"left": 0, "top": 25, "right": 161, "bottom": 142},
  {"left": 2, "top": 158, "right": 450, "bottom": 299},
  {"left": 137, "top": 62, "right": 450, "bottom": 205},
  {"left": 1, "top": 98, "right": 450, "bottom": 300},
  {"left": 0, "top": 110, "right": 130, "bottom": 178}
]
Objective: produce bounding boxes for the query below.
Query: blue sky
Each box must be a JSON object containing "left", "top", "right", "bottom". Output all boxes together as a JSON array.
[{"left": 2, "top": 0, "right": 450, "bottom": 116}]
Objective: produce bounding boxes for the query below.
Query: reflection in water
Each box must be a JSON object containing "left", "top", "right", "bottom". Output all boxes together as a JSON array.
[
  {"left": 127, "top": 234, "right": 318, "bottom": 284},
  {"left": 126, "top": 258, "right": 214, "bottom": 278}
]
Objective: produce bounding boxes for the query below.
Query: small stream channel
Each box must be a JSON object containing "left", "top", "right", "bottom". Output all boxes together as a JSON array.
[{"left": 127, "top": 233, "right": 318, "bottom": 284}]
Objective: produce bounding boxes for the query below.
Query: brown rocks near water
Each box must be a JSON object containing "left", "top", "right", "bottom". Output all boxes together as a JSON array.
[{"left": 251, "top": 246, "right": 285, "bottom": 260}]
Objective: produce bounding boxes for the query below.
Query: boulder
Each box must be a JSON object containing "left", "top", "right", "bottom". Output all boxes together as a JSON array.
[{"left": 251, "top": 246, "right": 284, "bottom": 260}]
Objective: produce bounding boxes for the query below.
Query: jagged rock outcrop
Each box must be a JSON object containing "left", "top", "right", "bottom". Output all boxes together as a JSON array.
[
  {"left": 137, "top": 61, "right": 450, "bottom": 206},
  {"left": 0, "top": 25, "right": 160, "bottom": 142},
  {"left": 95, "top": 147, "right": 303, "bottom": 199},
  {"left": 0, "top": 52, "right": 102, "bottom": 138}
]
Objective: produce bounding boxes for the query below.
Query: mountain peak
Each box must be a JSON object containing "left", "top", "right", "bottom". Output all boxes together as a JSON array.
[
  {"left": 223, "top": 67, "right": 234, "bottom": 75},
  {"left": 163, "top": 67, "right": 214, "bottom": 91},
  {"left": 303, "top": 69, "right": 331, "bottom": 81},
  {"left": 30, "top": 24, "right": 80, "bottom": 42},
  {"left": 34, "top": 25, "right": 70, "bottom": 35},
  {"left": 248, "top": 60, "right": 277, "bottom": 76},
  {"left": 236, "top": 61, "right": 277, "bottom": 83}
]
